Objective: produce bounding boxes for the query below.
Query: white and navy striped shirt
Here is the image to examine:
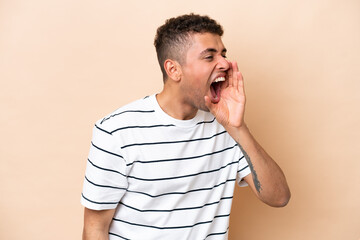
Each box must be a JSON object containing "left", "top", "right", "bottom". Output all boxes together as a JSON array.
[{"left": 81, "top": 94, "right": 251, "bottom": 240}]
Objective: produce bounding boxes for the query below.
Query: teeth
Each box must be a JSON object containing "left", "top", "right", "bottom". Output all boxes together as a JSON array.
[{"left": 214, "top": 77, "right": 225, "bottom": 83}]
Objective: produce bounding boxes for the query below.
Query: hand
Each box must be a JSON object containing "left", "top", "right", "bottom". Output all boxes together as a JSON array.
[{"left": 205, "top": 61, "right": 246, "bottom": 129}]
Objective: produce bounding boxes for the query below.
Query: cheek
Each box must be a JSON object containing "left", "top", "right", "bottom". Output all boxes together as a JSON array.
[
  {"left": 182, "top": 63, "right": 214, "bottom": 87},
  {"left": 191, "top": 69, "right": 212, "bottom": 84}
]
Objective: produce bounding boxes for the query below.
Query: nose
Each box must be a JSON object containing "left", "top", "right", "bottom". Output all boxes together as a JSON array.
[{"left": 217, "top": 56, "right": 230, "bottom": 71}]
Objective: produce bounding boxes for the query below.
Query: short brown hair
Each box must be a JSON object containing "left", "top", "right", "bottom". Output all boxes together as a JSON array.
[{"left": 154, "top": 13, "right": 224, "bottom": 81}]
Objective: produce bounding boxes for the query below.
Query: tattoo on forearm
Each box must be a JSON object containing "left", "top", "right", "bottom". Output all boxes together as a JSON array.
[{"left": 238, "top": 144, "right": 262, "bottom": 193}]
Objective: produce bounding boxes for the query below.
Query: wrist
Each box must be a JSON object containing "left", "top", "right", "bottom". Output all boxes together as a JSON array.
[{"left": 224, "top": 122, "right": 251, "bottom": 142}]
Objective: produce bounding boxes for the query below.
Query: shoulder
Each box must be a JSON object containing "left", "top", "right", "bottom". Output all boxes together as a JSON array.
[{"left": 94, "top": 95, "right": 156, "bottom": 133}]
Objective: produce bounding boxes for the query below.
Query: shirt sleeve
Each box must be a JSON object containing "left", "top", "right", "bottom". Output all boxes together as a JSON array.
[
  {"left": 236, "top": 149, "right": 251, "bottom": 187},
  {"left": 81, "top": 123, "right": 128, "bottom": 210}
]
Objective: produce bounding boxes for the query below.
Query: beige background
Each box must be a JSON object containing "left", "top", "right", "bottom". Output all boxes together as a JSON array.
[{"left": 1, "top": 0, "right": 359, "bottom": 239}]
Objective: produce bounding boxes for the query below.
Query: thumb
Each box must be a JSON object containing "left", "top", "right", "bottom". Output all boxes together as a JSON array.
[
  {"left": 204, "top": 96, "right": 217, "bottom": 115},
  {"left": 204, "top": 96, "right": 228, "bottom": 126}
]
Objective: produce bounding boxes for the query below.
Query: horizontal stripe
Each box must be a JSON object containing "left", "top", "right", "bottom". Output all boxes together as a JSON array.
[
  {"left": 112, "top": 214, "right": 230, "bottom": 230},
  {"left": 127, "top": 157, "right": 242, "bottom": 181},
  {"left": 119, "top": 196, "right": 233, "bottom": 212},
  {"left": 85, "top": 175, "right": 127, "bottom": 190},
  {"left": 109, "top": 228, "right": 229, "bottom": 240},
  {"left": 204, "top": 227, "right": 229, "bottom": 240},
  {"left": 100, "top": 110, "right": 155, "bottom": 124},
  {"left": 196, "top": 117, "right": 216, "bottom": 125},
  {"left": 238, "top": 165, "right": 249, "bottom": 173},
  {"left": 87, "top": 158, "right": 126, "bottom": 177},
  {"left": 111, "top": 124, "right": 175, "bottom": 134},
  {"left": 81, "top": 193, "right": 119, "bottom": 205},
  {"left": 108, "top": 224, "right": 229, "bottom": 240},
  {"left": 95, "top": 124, "right": 112, "bottom": 135},
  {"left": 91, "top": 141, "right": 124, "bottom": 160},
  {"left": 122, "top": 131, "right": 227, "bottom": 149},
  {"left": 83, "top": 176, "right": 235, "bottom": 201},
  {"left": 125, "top": 178, "right": 236, "bottom": 198},
  {"left": 127, "top": 144, "right": 238, "bottom": 166},
  {"left": 109, "top": 232, "right": 129, "bottom": 240}
]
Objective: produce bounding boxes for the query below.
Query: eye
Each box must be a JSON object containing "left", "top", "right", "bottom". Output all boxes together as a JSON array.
[
  {"left": 222, "top": 55, "right": 227, "bottom": 59},
  {"left": 205, "top": 56, "right": 214, "bottom": 60}
]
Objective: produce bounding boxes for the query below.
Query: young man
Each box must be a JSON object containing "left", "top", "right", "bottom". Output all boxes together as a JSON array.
[{"left": 81, "top": 14, "right": 290, "bottom": 240}]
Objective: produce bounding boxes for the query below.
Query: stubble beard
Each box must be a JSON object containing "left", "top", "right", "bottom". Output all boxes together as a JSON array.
[
  {"left": 180, "top": 76, "right": 212, "bottom": 113},
  {"left": 189, "top": 92, "right": 211, "bottom": 113}
]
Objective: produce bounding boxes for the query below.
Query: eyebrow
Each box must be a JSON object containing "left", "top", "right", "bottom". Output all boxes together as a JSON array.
[{"left": 200, "top": 48, "right": 227, "bottom": 56}]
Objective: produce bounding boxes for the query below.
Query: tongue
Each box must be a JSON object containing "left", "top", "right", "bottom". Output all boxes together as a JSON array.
[{"left": 210, "top": 83, "right": 220, "bottom": 103}]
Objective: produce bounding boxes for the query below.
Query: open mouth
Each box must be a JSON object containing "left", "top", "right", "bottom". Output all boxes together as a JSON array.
[{"left": 210, "top": 76, "right": 226, "bottom": 103}]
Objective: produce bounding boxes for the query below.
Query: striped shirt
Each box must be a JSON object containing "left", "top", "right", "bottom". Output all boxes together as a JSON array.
[{"left": 81, "top": 94, "right": 251, "bottom": 240}]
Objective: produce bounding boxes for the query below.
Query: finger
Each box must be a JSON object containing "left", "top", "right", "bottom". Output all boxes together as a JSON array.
[
  {"left": 204, "top": 96, "right": 216, "bottom": 114},
  {"left": 226, "top": 60, "right": 234, "bottom": 87},
  {"left": 233, "top": 61, "right": 239, "bottom": 72},
  {"left": 232, "top": 61, "right": 239, "bottom": 90},
  {"left": 237, "top": 72, "right": 245, "bottom": 95}
]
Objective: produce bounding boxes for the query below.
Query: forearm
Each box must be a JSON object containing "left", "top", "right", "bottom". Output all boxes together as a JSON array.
[
  {"left": 82, "top": 228, "right": 109, "bottom": 240},
  {"left": 227, "top": 124, "right": 291, "bottom": 207},
  {"left": 204, "top": 60, "right": 289, "bottom": 206},
  {"left": 82, "top": 208, "right": 115, "bottom": 240}
]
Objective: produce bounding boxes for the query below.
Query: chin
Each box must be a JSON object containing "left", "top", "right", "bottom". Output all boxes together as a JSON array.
[{"left": 197, "top": 104, "right": 210, "bottom": 112}]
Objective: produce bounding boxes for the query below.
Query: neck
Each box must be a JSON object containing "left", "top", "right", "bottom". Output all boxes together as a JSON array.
[{"left": 156, "top": 85, "right": 198, "bottom": 120}]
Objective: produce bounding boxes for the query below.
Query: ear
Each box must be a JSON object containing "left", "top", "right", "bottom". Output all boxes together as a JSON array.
[{"left": 164, "top": 59, "right": 182, "bottom": 82}]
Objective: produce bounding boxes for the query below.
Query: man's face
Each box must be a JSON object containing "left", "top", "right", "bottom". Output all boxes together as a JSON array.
[{"left": 179, "top": 32, "right": 229, "bottom": 112}]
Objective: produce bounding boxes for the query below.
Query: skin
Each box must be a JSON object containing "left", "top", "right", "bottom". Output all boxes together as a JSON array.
[
  {"left": 157, "top": 33, "right": 229, "bottom": 119},
  {"left": 83, "top": 208, "right": 115, "bottom": 240},
  {"left": 83, "top": 32, "right": 291, "bottom": 239},
  {"left": 158, "top": 33, "right": 290, "bottom": 206}
]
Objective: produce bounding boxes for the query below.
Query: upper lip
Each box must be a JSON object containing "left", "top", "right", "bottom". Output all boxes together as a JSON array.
[{"left": 212, "top": 73, "right": 227, "bottom": 83}]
